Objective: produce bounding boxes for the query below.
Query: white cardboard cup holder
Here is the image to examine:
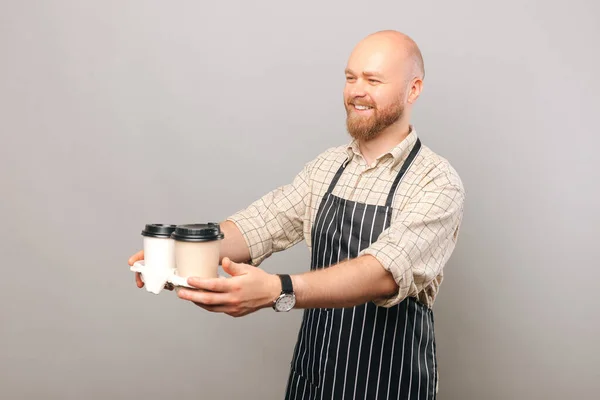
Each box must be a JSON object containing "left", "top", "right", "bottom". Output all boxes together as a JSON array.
[{"left": 130, "top": 260, "right": 194, "bottom": 294}]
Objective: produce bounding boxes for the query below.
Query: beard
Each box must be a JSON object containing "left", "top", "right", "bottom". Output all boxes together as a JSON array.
[{"left": 345, "top": 97, "right": 404, "bottom": 141}]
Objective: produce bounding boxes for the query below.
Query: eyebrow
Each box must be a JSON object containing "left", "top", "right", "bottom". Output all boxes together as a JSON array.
[{"left": 344, "top": 69, "right": 384, "bottom": 78}]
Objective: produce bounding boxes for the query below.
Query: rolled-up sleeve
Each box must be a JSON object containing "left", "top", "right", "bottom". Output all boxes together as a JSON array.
[
  {"left": 226, "top": 162, "right": 312, "bottom": 266},
  {"left": 359, "top": 173, "right": 465, "bottom": 307}
]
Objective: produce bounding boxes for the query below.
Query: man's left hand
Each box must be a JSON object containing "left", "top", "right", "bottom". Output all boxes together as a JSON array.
[{"left": 176, "top": 257, "right": 281, "bottom": 318}]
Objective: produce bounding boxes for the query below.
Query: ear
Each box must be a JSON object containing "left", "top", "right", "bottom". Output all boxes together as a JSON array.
[{"left": 407, "top": 78, "right": 423, "bottom": 104}]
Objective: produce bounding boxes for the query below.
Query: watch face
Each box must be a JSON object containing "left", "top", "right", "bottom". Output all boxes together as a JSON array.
[{"left": 275, "top": 294, "right": 296, "bottom": 312}]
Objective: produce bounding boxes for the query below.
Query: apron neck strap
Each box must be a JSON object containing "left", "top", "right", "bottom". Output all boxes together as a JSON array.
[
  {"left": 385, "top": 138, "right": 422, "bottom": 208},
  {"left": 325, "top": 159, "right": 349, "bottom": 195}
]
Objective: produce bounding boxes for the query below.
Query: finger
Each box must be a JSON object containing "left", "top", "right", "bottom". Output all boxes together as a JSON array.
[
  {"left": 128, "top": 250, "right": 144, "bottom": 266},
  {"left": 221, "top": 257, "right": 250, "bottom": 277},
  {"left": 135, "top": 272, "right": 144, "bottom": 288},
  {"left": 187, "top": 277, "right": 234, "bottom": 293},
  {"left": 177, "top": 288, "right": 233, "bottom": 305}
]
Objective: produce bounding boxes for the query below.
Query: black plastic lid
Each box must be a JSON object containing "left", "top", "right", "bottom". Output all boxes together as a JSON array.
[
  {"left": 141, "top": 224, "right": 177, "bottom": 238},
  {"left": 171, "top": 223, "right": 225, "bottom": 242}
]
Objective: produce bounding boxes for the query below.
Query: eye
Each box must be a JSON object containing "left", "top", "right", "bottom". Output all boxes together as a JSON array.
[
  {"left": 345, "top": 76, "right": 356, "bottom": 82},
  {"left": 368, "top": 78, "right": 381, "bottom": 84}
]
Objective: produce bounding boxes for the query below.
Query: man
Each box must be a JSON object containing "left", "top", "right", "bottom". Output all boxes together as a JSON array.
[{"left": 129, "top": 30, "right": 465, "bottom": 400}]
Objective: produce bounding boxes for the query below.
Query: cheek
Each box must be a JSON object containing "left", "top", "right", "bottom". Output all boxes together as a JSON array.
[
  {"left": 374, "top": 91, "right": 399, "bottom": 109},
  {"left": 365, "top": 87, "right": 383, "bottom": 103},
  {"left": 343, "top": 87, "right": 352, "bottom": 101}
]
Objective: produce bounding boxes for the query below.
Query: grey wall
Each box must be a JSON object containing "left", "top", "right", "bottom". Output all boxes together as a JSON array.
[{"left": 1, "top": 1, "right": 598, "bottom": 399}]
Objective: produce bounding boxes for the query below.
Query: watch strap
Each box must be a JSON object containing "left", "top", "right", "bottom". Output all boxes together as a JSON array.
[{"left": 278, "top": 274, "right": 293, "bottom": 294}]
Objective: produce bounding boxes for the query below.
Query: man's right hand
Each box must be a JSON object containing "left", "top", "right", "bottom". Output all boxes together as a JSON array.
[{"left": 128, "top": 250, "right": 145, "bottom": 288}]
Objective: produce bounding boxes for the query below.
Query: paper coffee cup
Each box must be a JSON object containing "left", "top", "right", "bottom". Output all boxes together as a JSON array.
[
  {"left": 142, "top": 224, "right": 177, "bottom": 268},
  {"left": 141, "top": 224, "right": 177, "bottom": 293},
  {"left": 171, "top": 223, "right": 224, "bottom": 279}
]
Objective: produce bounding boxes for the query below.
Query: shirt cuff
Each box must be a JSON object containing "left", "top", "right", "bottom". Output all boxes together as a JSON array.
[{"left": 359, "top": 244, "right": 409, "bottom": 308}]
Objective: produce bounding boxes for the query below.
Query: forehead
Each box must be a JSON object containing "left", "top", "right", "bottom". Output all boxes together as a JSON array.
[{"left": 345, "top": 40, "right": 406, "bottom": 79}]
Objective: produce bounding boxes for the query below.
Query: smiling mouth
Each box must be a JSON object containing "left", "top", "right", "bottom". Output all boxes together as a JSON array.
[{"left": 349, "top": 103, "right": 375, "bottom": 112}]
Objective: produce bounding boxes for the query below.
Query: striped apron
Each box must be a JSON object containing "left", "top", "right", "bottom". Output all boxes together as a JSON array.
[{"left": 284, "top": 138, "right": 437, "bottom": 400}]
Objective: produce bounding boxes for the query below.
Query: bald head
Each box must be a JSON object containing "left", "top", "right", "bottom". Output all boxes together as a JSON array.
[{"left": 351, "top": 30, "right": 425, "bottom": 82}]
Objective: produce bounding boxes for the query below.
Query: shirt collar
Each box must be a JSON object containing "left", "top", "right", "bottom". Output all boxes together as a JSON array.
[{"left": 345, "top": 126, "right": 419, "bottom": 170}]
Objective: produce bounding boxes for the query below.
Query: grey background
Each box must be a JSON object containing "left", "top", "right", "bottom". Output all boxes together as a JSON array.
[{"left": 1, "top": 1, "right": 598, "bottom": 399}]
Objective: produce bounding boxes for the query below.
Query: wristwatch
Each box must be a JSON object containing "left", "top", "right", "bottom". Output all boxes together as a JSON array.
[{"left": 273, "top": 274, "right": 296, "bottom": 312}]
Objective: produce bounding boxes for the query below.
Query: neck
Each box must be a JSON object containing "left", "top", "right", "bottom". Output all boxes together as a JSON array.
[{"left": 358, "top": 119, "right": 411, "bottom": 165}]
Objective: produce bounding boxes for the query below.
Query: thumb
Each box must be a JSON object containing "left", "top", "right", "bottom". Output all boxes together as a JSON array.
[{"left": 221, "top": 257, "right": 249, "bottom": 277}]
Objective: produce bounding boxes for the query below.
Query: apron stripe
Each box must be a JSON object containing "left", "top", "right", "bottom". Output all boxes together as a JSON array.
[
  {"left": 339, "top": 201, "right": 359, "bottom": 399},
  {"left": 335, "top": 199, "right": 347, "bottom": 262},
  {"left": 314, "top": 195, "right": 336, "bottom": 269},
  {"left": 407, "top": 300, "right": 418, "bottom": 398},
  {"left": 320, "top": 311, "right": 335, "bottom": 400},
  {"left": 352, "top": 304, "right": 368, "bottom": 399},
  {"left": 295, "top": 312, "right": 309, "bottom": 378},
  {"left": 309, "top": 310, "right": 321, "bottom": 385},
  {"left": 397, "top": 300, "right": 410, "bottom": 400},
  {"left": 288, "top": 370, "right": 297, "bottom": 399},
  {"left": 368, "top": 205, "right": 379, "bottom": 244},
  {"left": 382, "top": 206, "right": 389, "bottom": 236},
  {"left": 289, "top": 371, "right": 295, "bottom": 399},
  {"left": 330, "top": 308, "right": 345, "bottom": 399},
  {"left": 309, "top": 194, "right": 324, "bottom": 268},
  {"left": 363, "top": 305, "right": 379, "bottom": 399},
  {"left": 360, "top": 205, "right": 375, "bottom": 253},
  {"left": 351, "top": 205, "right": 370, "bottom": 399},
  {"left": 317, "top": 310, "right": 330, "bottom": 389},
  {"left": 326, "top": 199, "right": 341, "bottom": 269},
  {"left": 425, "top": 312, "right": 431, "bottom": 400},
  {"left": 347, "top": 202, "right": 358, "bottom": 259},
  {"left": 285, "top": 365, "right": 295, "bottom": 399},
  {"left": 367, "top": 205, "right": 383, "bottom": 400},
  {"left": 305, "top": 308, "right": 317, "bottom": 380},
  {"left": 330, "top": 199, "right": 352, "bottom": 399},
  {"left": 292, "top": 372, "right": 300, "bottom": 400},
  {"left": 341, "top": 306, "right": 356, "bottom": 399},
  {"left": 326, "top": 200, "right": 346, "bottom": 397},
  {"left": 386, "top": 302, "right": 401, "bottom": 399},
  {"left": 432, "top": 313, "right": 438, "bottom": 400},
  {"left": 417, "top": 306, "right": 425, "bottom": 399},
  {"left": 308, "top": 194, "right": 336, "bottom": 385},
  {"left": 300, "top": 376, "right": 307, "bottom": 400},
  {"left": 306, "top": 310, "right": 319, "bottom": 385},
  {"left": 321, "top": 198, "right": 338, "bottom": 269},
  {"left": 374, "top": 307, "right": 390, "bottom": 399}
]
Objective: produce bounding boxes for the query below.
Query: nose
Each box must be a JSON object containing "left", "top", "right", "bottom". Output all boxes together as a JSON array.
[{"left": 348, "top": 79, "right": 367, "bottom": 98}]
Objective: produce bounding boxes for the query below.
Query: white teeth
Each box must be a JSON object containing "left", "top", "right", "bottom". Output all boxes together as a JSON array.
[{"left": 354, "top": 105, "right": 372, "bottom": 110}]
